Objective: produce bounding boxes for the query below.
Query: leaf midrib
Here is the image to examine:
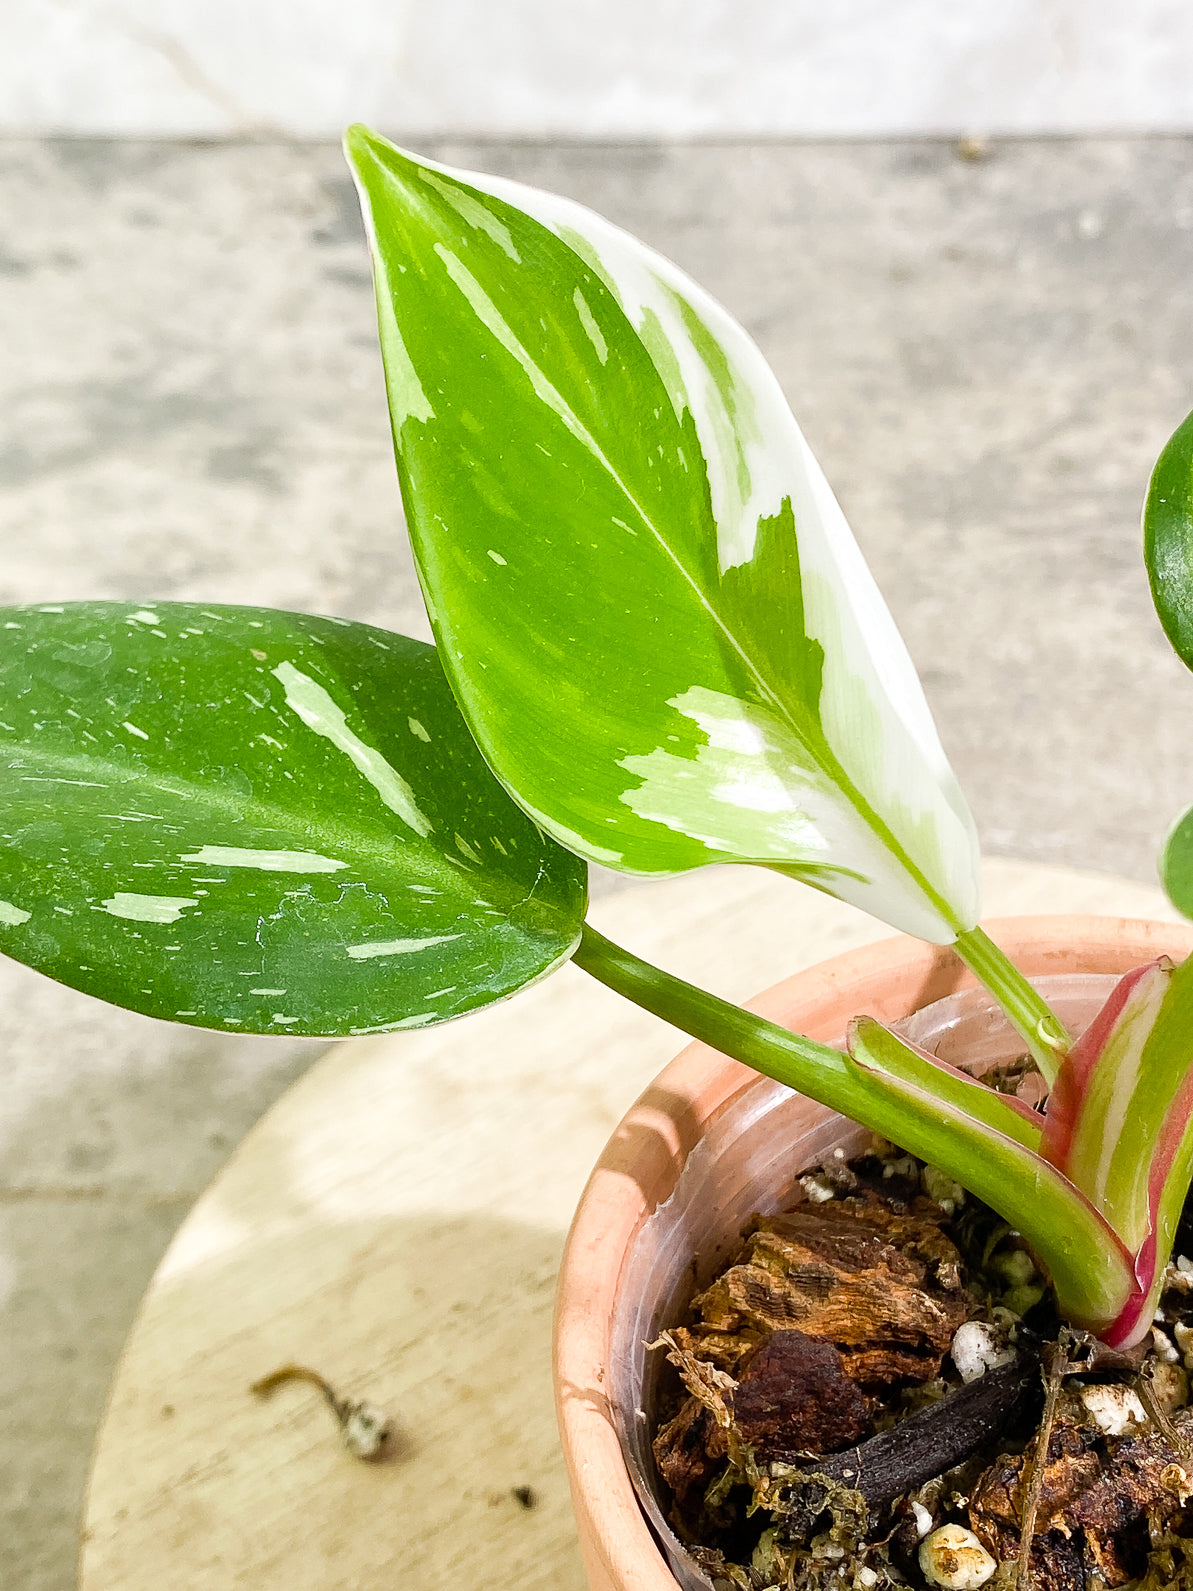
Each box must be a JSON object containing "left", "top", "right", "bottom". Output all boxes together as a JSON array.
[
  {"left": 1, "top": 740, "right": 552, "bottom": 920},
  {"left": 403, "top": 230, "right": 959, "bottom": 928}
]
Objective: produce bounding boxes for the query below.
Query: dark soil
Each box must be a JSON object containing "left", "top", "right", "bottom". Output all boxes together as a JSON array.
[{"left": 650, "top": 1141, "right": 1193, "bottom": 1591}]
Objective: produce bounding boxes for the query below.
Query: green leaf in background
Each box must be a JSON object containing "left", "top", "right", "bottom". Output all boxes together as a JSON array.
[
  {"left": 0, "top": 603, "right": 586, "bottom": 1035},
  {"left": 1145, "top": 405, "right": 1193, "bottom": 671},
  {"left": 1161, "top": 803, "right": 1193, "bottom": 918},
  {"left": 1146, "top": 409, "right": 1193, "bottom": 924},
  {"left": 346, "top": 126, "right": 981, "bottom": 945}
]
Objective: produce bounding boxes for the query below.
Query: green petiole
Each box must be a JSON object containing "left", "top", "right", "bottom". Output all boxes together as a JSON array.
[
  {"left": 953, "top": 925, "right": 1071, "bottom": 1083},
  {"left": 572, "top": 921, "right": 857, "bottom": 1110},
  {"left": 572, "top": 921, "right": 1061, "bottom": 1134},
  {"left": 572, "top": 921, "right": 1131, "bottom": 1334}
]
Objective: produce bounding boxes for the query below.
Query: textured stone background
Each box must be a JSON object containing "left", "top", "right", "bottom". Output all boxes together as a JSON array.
[
  {"left": 3, "top": 135, "right": 1193, "bottom": 1586},
  {"left": 5, "top": 1, "right": 1193, "bottom": 138}
]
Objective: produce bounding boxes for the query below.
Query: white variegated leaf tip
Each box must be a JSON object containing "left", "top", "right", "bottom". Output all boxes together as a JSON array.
[
  {"left": 349, "top": 129, "right": 982, "bottom": 942},
  {"left": 619, "top": 687, "right": 976, "bottom": 944}
]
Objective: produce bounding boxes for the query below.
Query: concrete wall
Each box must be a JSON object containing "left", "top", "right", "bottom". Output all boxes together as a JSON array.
[{"left": 4, "top": 0, "right": 1193, "bottom": 139}]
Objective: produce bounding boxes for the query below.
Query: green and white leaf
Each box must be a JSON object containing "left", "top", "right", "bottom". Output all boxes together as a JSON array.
[
  {"left": 0, "top": 603, "right": 586, "bottom": 1035},
  {"left": 346, "top": 127, "right": 980, "bottom": 944},
  {"left": 1034, "top": 956, "right": 1193, "bottom": 1344}
]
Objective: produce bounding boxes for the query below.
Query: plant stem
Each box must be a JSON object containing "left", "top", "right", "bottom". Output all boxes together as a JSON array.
[
  {"left": 572, "top": 923, "right": 867, "bottom": 1120},
  {"left": 952, "top": 925, "right": 1070, "bottom": 1084},
  {"left": 574, "top": 922, "right": 1069, "bottom": 1102},
  {"left": 573, "top": 923, "right": 1133, "bottom": 1331},
  {"left": 572, "top": 922, "right": 1038, "bottom": 1143}
]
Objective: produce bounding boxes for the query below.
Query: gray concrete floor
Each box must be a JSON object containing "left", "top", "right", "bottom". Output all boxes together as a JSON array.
[{"left": 3, "top": 135, "right": 1193, "bottom": 1587}]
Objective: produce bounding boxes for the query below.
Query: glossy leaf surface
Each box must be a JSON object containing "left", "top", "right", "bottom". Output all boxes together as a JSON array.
[
  {"left": 347, "top": 127, "right": 980, "bottom": 944},
  {"left": 0, "top": 603, "right": 586, "bottom": 1035},
  {"left": 1145, "top": 405, "right": 1193, "bottom": 671},
  {"left": 1042, "top": 957, "right": 1193, "bottom": 1345}
]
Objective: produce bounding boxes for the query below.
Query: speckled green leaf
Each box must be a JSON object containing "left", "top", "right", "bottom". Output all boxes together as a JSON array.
[
  {"left": 0, "top": 603, "right": 586, "bottom": 1035},
  {"left": 1145, "top": 406, "right": 1193, "bottom": 671},
  {"left": 347, "top": 126, "right": 980, "bottom": 944}
]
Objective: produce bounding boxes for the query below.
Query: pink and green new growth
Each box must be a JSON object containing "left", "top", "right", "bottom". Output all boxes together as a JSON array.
[
  {"left": 575, "top": 928, "right": 1193, "bottom": 1344},
  {"left": 3, "top": 130, "right": 1193, "bottom": 1347}
]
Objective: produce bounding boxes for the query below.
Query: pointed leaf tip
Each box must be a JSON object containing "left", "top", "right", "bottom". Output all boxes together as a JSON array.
[
  {"left": 350, "top": 133, "right": 981, "bottom": 943},
  {"left": 342, "top": 122, "right": 397, "bottom": 165}
]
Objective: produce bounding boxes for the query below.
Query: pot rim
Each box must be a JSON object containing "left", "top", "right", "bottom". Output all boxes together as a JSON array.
[{"left": 553, "top": 914, "right": 1193, "bottom": 1591}]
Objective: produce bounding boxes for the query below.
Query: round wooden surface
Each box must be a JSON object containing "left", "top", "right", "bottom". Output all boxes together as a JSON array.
[{"left": 79, "top": 860, "right": 1181, "bottom": 1590}]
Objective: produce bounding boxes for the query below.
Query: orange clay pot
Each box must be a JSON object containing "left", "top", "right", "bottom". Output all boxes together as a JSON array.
[{"left": 553, "top": 915, "right": 1193, "bottom": 1591}]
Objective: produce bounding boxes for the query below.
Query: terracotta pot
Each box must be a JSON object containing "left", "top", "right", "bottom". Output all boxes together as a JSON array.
[{"left": 553, "top": 915, "right": 1193, "bottom": 1591}]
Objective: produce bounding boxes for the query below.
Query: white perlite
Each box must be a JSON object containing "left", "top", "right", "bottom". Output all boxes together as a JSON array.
[
  {"left": 918, "top": 1524, "right": 996, "bottom": 1590},
  {"left": 1079, "top": 1383, "right": 1146, "bottom": 1436},
  {"left": 1152, "top": 1325, "right": 1181, "bottom": 1363},
  {"left": 950, "top": 1321, "right": 1017, "bottom": 1384},
  {"left": 910, "top": 1500, "right": 935, "bottom": 1539}
]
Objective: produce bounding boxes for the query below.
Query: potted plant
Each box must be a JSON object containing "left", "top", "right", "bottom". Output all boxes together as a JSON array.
[
  {"left": 5, "top": 127, "right": 1193, "bottom": 1587},
  {"left": 555, "top": 921, "right": 1193, "bottom": 1591}
]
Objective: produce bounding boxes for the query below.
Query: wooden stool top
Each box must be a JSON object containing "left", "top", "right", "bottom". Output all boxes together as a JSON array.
[{"left": 79, "top": 861, "right": 1175, "bottom": 1589}]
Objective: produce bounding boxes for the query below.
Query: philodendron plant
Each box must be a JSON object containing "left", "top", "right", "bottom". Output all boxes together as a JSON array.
[{"left": 4, "top": 129, "right": 1193, "bottom": 1350}]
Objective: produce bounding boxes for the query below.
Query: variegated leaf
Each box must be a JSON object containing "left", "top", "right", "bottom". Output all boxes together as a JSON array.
[
  {"left": 848, "top": 1017, "right": 1133, "bottom": 1332},
  {"left": 848, "top": 1017, "right": 1044, "bottom": 1152},
  {"left": 347, "top": 127, "right": 981, "bottom": 943},
  {"left": 1041, "top": 956, "right": 1193, "bottom": 1344},
  {"left": 0, "top": 603, "right": 586, "bottom": 1035}
]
